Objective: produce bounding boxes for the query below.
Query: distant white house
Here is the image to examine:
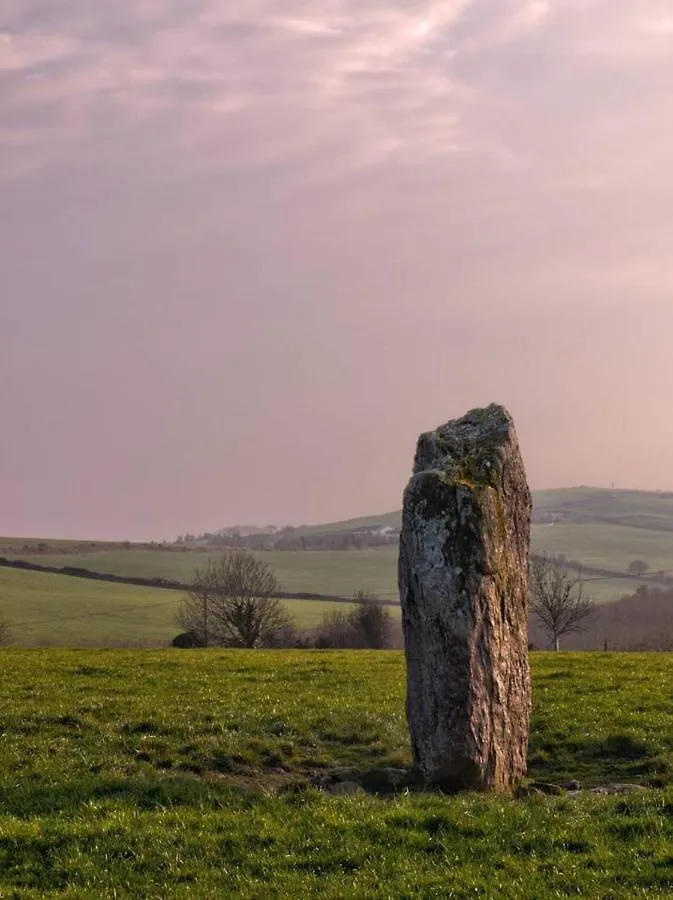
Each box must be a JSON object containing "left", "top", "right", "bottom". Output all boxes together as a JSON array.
[{"left": 352, "top": 524, "right": 399, "bottom": 539}]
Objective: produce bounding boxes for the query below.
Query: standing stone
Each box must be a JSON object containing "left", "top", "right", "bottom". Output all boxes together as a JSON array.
[{"left": 398, "top": 404, "right": 531, "bottom": 792}]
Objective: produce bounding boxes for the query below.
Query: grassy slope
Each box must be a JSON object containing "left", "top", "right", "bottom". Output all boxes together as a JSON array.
[
  {"left": 12, "top": 548, "right": 402, "bottom": 599},
  {"left": 292, "top": 487, "right": 673, "bottom": 535},
  {"left": 290, "top": 510, "right": 402, "bottom": 536},
  {"left": 15, "top": 527, "right": 668, "bottom": 606},
  {"left": 531, "top": 522, "right": 673, "bottom": 570},
  {"left": 1, "top": 650, "right": 673, "bottom": 897},
  {"left": 533, "top": 486, "right": 673, "bottom": 529},
  {"left": 0, "top": 568, "right": 363, "bottom": 648},
  {"left": 3, "top": 489, "right": 673, "bottom": 618}
]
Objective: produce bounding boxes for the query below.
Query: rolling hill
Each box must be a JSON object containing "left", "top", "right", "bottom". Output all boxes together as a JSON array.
[
  {"left": 2, "top": 488, "right": 672, "bottom": 646},
  {"left": 291, "top": 486, "right": 673, "bottom": 537}
]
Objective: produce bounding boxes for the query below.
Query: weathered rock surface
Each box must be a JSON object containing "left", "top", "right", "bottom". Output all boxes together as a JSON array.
[{"left": 399, "top": 404, "right": 532, "bottom": 793}]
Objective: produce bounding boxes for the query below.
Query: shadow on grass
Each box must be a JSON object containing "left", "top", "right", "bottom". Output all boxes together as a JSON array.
[
  {"left": 528, "top": 730, "right": 667, "bottom": 788},
  {"left": 1, "top": 731, "right": 664, "bottom": 819},
  {"left": 0, "top": 774, "right": 241, "bottom": 819},
  {"left": 0, "top": 745, "right": 663, "bottom": 818},
  {"left": 0, "top": 763, "right": 428, "bottom": 819}
]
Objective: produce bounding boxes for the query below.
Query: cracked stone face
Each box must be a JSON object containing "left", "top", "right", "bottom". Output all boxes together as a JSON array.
[{"left": 399, "top": 404, "right": 532, "bottom": 793}]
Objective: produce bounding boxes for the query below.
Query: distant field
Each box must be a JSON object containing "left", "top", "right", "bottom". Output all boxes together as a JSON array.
[
  {"left": 1, "top": 650, "right": 673, "bottom": 897},
  {"left": 3, "top": 488, "right": 673, "bottom": 619},
  {"left": 0, "top": 566, "right": 177, "bottom": 647},
  {"left": 531, "top": 522, "right": 673, "bottom": 572},
  {"left": 533, "top": 486, "right": 673, "bottom": 530},
  {"left": 15, "top": 525, "right": 669, "bottom": 607},
  {"left": 291, "top": 510, "right": 402, "bottom": 536},
  {"left": 0, "top": 568, "right": 364, "bottom": 648},
  {"left": 554, "top": 577, "right": 636, "bottom": 606},
  {"left": 283, "top": 486, "right": 673, "bottom": 537},
  {"left": 12, "top": 547, "right": 402, "bottom": 599}
]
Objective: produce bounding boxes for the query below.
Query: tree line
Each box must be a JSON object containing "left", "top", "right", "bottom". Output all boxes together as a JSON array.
[
  {"left": 173, "top": 550, "right": 398, "bottom": 649},
  {"left": 2, "top": 548, "right": 670, "bottom": 652},
  {"left": 174, "top": 550, "right": 673, "bottom": 653},
  {"left": 174, "top": 527, "right": 399, "bottom": 552},
  {"left": 172, "top": 550, "right": 597, "bottom": 652}
]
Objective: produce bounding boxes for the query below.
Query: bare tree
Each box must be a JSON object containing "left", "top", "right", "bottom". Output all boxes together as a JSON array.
[
  {"left": 176, "top": 564, "right": 214, "bottom": 646},
  {"left": 0, "top": 620, "right": 11, "bottom": 647},
  {"left": 313, "top": 609, "right": 350, "bottom": 648},
  {"left": 176, "top": 550, "right": 294, "bottom": 648},
  {"left": 530, "top": 553, "right": 596, "bottom": 651},
  {"left": 350, "top": 591, "right": 394, "bottom": 648},
  {"left": 627, "top": 559, "right": 649, "bottom": 577},
  {"left": 314, "top": 592, "right": 393, "bottom": 648}
]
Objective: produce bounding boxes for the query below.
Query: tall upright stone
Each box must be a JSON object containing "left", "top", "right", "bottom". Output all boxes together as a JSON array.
[{"left": 399, "top": 404, "right": 531, "bottom": 792}]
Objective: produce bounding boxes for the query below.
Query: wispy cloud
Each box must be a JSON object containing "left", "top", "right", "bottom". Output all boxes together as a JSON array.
[
  {"left": 3, "top": 1, "right": 673, "bottom": 537},
  {"left": 0, "top": 0, "right": 555, "bottom": 179},
  {"left": 0, "top": 0, "right": 671, "bottom": 240},
  {"left": 3, "top": 0, "right": 672, "bottom": 228}
]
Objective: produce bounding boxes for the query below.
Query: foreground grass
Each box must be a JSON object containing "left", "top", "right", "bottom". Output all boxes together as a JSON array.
[
  {"left": 1, "top": 650, "right": 673, "bottom": 897},
  {"left": 0, "top": 568, "right": 362, "bottom": 647}
]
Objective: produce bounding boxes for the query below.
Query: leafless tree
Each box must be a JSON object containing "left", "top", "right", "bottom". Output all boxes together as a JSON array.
[
  {"left": 349, "top": 591, "right": 394, "bottom": 648},
  {"left": 176, "top": 568, "right": 211, "bottom": 645},
  {"left": 314, "top": 592, "right": 393, "bottom": 648},
  {"left": 0, "top": 620, "right": 11, "bottom": 647},
  {"left": 530, "top": 553, "right": 596, "bottom": 651},
  {"left": 627, "top": 559, "right": 649, "bottom": 577},
  {"left": 176, "top": 550, "right": 294, "bottom": 648}
]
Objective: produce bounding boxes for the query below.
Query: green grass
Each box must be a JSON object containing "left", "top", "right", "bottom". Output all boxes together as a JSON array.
[
  {"left": 291, "top": 487, "right": 673, "bottom": 536},
  {"left": 4, "top": 488, "right": 673, "bottom": 616},
  {"left": 13, "top": 547, "right": 402, "bottom": 600},
  {"left": 1, "top": 650, "right": 673, "bottom": 897},
  {"left": 533, "top": 486, "right": 673, "bottom": 530},
  {"left": 559, "top": 577, "right": 637, "bottom": 605},
  {"left": 17, "top": 526, "right": 673, "bottom": 608},
  {"left": 291, "top": 510, "right": 402, "bottom": 536},
  {"left": 0, "top": 568, "right": 367, "bottom": 648},
  {"left": 532, "top": 522, "right": 673, "bottom": 573}
]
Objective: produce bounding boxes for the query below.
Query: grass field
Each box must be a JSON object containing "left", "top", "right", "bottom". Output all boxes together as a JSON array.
[
  {"left": 15, "top": 523, "right": 672, "bottom": 606},
  {"left": 10, "top": 547, "right": 402, "bottom": 599},
  {"left": 3, "top": 488, "right": 673, "bottom": 635},
  {"left": 533, "top": 486, "right": 673, "bottom": 530},
  {"left": 0, "top": 568, "right": 366, "bottom": 648},
  {"left": 282, "top": 486, "right": 673, "bottom": 536},
  {"left": 532, "top": 522, "right": 673, "bottom": 572},
  {"left": 1, "top": 649, "right": 673, "bottom": 897}
]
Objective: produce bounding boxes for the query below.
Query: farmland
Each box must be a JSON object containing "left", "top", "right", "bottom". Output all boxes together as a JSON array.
[
  {"left": 7, "top": 520, "right": 672, "bottom": 608},
  {"left": 1, "top": 649, "right": 673, "bottom": 897},
  {"left": 2, "top": 487, "right": 673, "bottom": 647},
  {"left": 0, "top": 567, "right": 363, "bottom": 648},
  {"left": 8, "top": 547, "right": 401, "bottom": 600}
]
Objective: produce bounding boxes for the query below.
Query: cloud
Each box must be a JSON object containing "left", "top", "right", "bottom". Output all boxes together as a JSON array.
[
  {"left": 4, "top": 1, "right": 673, "bottom": 537},
  {"left": 2, "top": 0, "right": 673, "bottom": 221},
  {"left": 0, "top": 1, "right": 531, "bottom": 179}
]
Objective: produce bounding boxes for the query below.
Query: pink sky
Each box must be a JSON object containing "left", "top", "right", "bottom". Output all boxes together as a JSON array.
[{"left": 3, "top": 1, "right": 673, "bottom": 540}]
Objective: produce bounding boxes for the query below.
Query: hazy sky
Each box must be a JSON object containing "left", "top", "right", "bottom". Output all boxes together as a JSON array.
[{"left": 3, "top": 1, "right": 673, "bottom": 540}]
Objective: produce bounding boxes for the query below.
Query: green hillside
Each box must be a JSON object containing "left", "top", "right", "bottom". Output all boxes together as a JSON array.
[
  {"left": 291, "top": 510, "right": 402, "bottom": 536},
  {"left": 4, "top": 548, "right": 400, "bottom": 598},
  {"left": 296, "top": 487, "right": 673, "bottom": 537},
  {"left": 532, "top": 486, "right": 673, "bottom": 530},
  {"left": 286, "top": 488, "right": 673, "bottom": 601},
  {"left": 2, "top": 489, "right": 673, "bottom": 619},
  {"left": 0, "top": 567, "right": 363, "bottom": 648},
  {"left": 531, "top": 522, "right": 673, "bottom": 571}
]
